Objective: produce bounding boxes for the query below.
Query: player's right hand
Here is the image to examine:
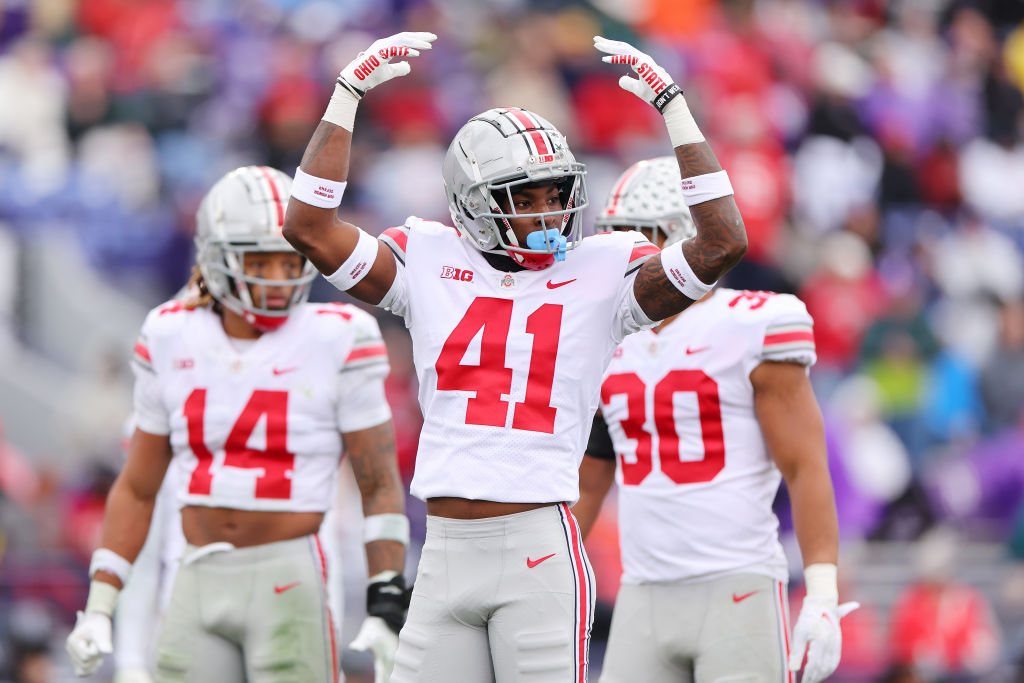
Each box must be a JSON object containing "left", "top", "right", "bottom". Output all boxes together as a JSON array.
[
  {"left": 593, "top": 36, "right": 682, "bottom": 114},
  {"left": 65, "top": 611, "right": 113, "bottom": 677},
  {"left": 788, "top": 598, "right": 860, "bottom": 683},
  {"left": 338, "top": 32, "right": 437, "bottom": 99}
]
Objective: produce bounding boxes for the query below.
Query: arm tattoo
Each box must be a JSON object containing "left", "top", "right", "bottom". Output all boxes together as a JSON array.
[
  {"left": 346, "top": 422, "right": 404, "bottom": 517},
  {"left": 299, "top": 124, "right": 335, "bottom": 168},
  {"left": 633, "top": 142, "right": 747, "bottom": 321},
  {"left": 298, "top": 121, "right": 351, "bottom": 180},
  {"left": 345, "top": 421, "right": 406, "bottom": 574}
]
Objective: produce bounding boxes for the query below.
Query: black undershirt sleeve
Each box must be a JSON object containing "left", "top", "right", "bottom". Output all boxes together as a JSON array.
[{"left": 586, "top": 412, "right": 616, "bottom": 461}]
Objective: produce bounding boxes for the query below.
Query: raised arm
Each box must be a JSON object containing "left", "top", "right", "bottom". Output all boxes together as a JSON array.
[
  {"left": 282, "top": 32, "right": 436, "bottom": 305},
  {"left": 594, "top": 37, "right": 747, "bottom": 321},
  {"left": 751, "top": 361, "right": 858, "bottom": 683}
]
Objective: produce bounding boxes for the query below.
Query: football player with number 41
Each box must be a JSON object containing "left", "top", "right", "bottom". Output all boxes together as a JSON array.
[
  {"left": 65, "top": 166, "right": 409, "bottom": 682},
  {"left": 574, "top": 157, "right": 859, "bottom": 683},
  {"left": 283, "top": 33, "right": 748, "bottom": 681}
]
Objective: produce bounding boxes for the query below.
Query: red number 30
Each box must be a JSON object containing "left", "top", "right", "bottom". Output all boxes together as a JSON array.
[{"left": 601, "top": 370, "right": 725, "bottom": 486}]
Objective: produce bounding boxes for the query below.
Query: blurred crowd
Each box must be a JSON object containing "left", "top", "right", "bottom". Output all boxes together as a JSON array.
[{"left": 2, "top": 0, "right": 1024, "bottom": 680}]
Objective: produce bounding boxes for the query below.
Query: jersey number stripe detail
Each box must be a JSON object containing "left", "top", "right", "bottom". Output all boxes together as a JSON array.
[
  {"left": 185, "top": 388, "right": 296, "bottom": 499},
  {"left": 601, "top": 370, "right": 725, "bottom": 485},
  {"left": 435, "top": 297, "right": 562, "bottom": 434}
]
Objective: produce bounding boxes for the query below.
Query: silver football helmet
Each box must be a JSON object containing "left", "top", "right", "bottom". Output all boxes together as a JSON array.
[
  {"left": 596, "top": 156, "right": 696, "bottom": 247},
  {"left": 442, "top": 107, "right": 588, "bottom": 270},
  {"left": 194, "top": 165, "right": 316, "bottom": 331}
]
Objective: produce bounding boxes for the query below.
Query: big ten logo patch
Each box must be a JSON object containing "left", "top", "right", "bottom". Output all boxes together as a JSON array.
[{"left": 440, "top": 266, "right": 474, "bottom": 282}]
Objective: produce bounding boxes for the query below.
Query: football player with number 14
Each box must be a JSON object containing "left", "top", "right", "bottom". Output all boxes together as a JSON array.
[
  {"left": 574, "top": 157, "right": 859, "bottom": 683},
  {"left": 283, "top": 32, "right": 747, "bottom": 681},
  {"left": 65, "top": 166, "right": 408, "bottom": 682}
]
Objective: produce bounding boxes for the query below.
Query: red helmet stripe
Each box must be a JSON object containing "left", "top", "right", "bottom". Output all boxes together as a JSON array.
[
  {"left": 256, "top": 166, "right": 285, "bottom": 227},
  {"left": 606, "top": 162, "right": 644, "bottom": 216},
  {"left": 501, "top": 109, "right": 551, "bottom": 156},
  {"left": 529, "top": 130, "right": 550, "bottom": 155}
]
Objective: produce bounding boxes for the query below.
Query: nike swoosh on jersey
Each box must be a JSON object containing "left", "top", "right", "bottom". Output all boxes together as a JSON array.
[
  {"left": 732, "top": 590, "right": 758, "bottom": 603},
  {"left": 272, "top": 366, "right": 298, "bottom": 375},
  {"left": 546, "top": 279, "right": 576, "bottom": 289},
  {"left": 274, "top": 582, "right": 301, "bottom": 594},
  {"left": 526, "top": 553, "right": 556, "bottom": 568},
  {"left": 685, "top": 346, "right": 711, "bottom": 355}
]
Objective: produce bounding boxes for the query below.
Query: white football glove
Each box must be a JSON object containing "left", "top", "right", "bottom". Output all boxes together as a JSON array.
[
  {"left": 593, "top": 36, "right": 682, "bottom": 113},
  {"left": 788, "top": 598, "right": 860, "bottom": 683},
  {"left": 338, "top": 32, "right": 437, "bottom": 98},
  {"left": 114, "top": 668, "right": 154, "bottom": 683},
  {"left": 349, "top": 616, "right": 399, "bottom": 682},
  {"left": 66, "top": 611, "right": 113, "bottom": 677}
]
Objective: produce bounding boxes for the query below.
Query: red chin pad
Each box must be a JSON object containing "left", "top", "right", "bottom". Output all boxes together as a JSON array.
[
  {"left": 244, "top": 311, "right": 289, "bottom": 332},
  {"left": 509, "top": 249, "right": 555, "bottom": 271}
]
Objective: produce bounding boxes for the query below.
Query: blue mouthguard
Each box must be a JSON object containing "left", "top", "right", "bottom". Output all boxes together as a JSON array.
[{"left": 525, "top": 229, "right": 568, "bottom": 262}]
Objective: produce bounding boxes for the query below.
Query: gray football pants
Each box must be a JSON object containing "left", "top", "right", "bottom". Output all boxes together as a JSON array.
[
  {"left": 600, "top": 573, "right": 791, "bottom": 683},
  {"left": 154, "top": 535, "right": 339, "bottom": 683},
  {"left": 391, "top": 504, "right": 595, "bottom": 682}
]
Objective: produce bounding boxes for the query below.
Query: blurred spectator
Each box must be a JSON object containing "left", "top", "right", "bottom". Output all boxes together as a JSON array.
[
  {"left": 800, "top": 231, "right": 886, "bottom": 377},
  {"left": 859, "top": 281, "right": 939, "bottom": 459},
  {"left": 978, "top": 298, "right": 1024, "bottom": 433},
  {"left": 826, "top": 374, "right": 925, "bottom": 541},
  {"left": 889, "top": 527, "right": 1002, "bottom": 678},
  {"left": 0, "top": 37, "right": 70, "bottom": 192}
]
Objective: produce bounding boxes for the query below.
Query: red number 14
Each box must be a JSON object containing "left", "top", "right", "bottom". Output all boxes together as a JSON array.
[
  {"left": 184, "top": 389, "right": 295, "bottom": 499},
  {"left": 435, "top": 298, "right": 562, "bottom": 434}
]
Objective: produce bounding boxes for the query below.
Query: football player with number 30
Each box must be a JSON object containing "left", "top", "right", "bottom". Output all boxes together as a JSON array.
[
  {"left": 574, "top": 157, "right": 858, "bottom": 683},
  {"left": 283, "top": 33, "right": 747, "bottom": 680},
  {"left": 65, "top": 166, "right": 409, "bottom": 682}
]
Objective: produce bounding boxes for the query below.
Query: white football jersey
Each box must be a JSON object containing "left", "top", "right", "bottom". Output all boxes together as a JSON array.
[
  {"left": 599, "top": 288, "right": 816, "bottom": 584},
  {"left": 378, "top": 217, "right": 658, "bottom": 503},
  {"left": 131, "top": 301, "right": 391, "bottom": 512}
]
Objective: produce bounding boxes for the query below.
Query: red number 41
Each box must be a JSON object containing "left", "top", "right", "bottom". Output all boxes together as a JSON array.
[{"left": 435, "top": 297, "right": 562, "bottom": 434}]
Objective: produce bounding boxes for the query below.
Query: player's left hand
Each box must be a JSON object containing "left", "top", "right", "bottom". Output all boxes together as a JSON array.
[
  {"left": 788, "top": 598, "right": 860, "bottom": 683},
  {"left": 593, "top": 36, "right": 682, "bottom": 113},
  {"left": 349, "top": 616, "right": 398, "bottom": 682}
]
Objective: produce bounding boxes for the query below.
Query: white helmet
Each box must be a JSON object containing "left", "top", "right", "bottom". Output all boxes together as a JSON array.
[
  {"left": 596, "top": 156, "right": 695, "bottom": 247},
  {"left": 194, "top": 165, "right": 316, "bottom": 331},
  {"left": 442, "top": 107, "right": 588, "bottom": 270}
]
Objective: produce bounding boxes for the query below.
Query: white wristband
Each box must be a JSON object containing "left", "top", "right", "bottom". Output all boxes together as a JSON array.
[
  {"left": 680, "top": 170, "right": 734, "bottom": 206},
  {"left": 662, "top": 95, "right": 705, "bottom": 148},
  {"left": 659, "top": 239, "right": 716, "bottom": 301},
  {"left": 89, "top": 548, "right": 133, "bottom": 586},
  {"left": 291, "top": 167, "right": 347, "bottom": 209},
  {"left": 363, "top": 513, "right": 410, "bottom": 545},
  {"left": 325, "top": 229, "right": 379, "bottom": 291},
  {"left": 804, "top": 563, "right": 839, "bottom": 600},
  {"left": 323, "top": 80, "right": 359, "bottom": 131}
]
